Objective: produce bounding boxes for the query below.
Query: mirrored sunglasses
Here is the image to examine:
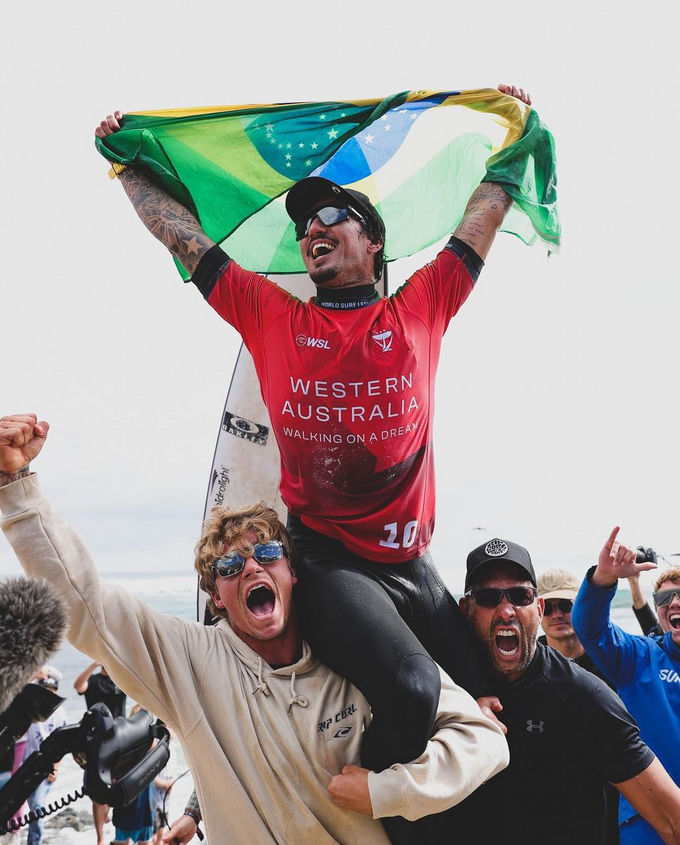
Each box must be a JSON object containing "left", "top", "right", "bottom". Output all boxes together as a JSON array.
[
  {"left": 212, "top": 540, "right": 284, "bottom": 578},
  {"left": 543, "top": 599, "right": 574, "bottom": 616},
  {"left": 465, "top": 586, "right": 538, "bottom": 608},
  {"left": 653, "top": 588, "right": 680, "bottom": 607},
  {"left": 294, "top": 205, "right": 365, "bottom": 241}
]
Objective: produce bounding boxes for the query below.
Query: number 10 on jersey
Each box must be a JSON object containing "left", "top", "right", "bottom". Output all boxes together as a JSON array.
[{"left": 379, "top": 520, "right": 419, "bottom": 549}]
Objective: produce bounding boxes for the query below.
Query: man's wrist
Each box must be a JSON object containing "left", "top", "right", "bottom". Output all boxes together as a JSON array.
[
  {"left": 0, "top": 465, "right": 30, "bottom": 488},
  {"left": 183, "top": 809, "right": 200, "bottom": 825},
  {"left": 589, "top": 565, "right": 618, "bottom": 590}
]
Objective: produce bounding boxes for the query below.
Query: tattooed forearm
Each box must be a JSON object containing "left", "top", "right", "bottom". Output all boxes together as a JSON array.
[
  {"left": 0, "top": 465, "right": 30, "bottom": 488},
  {"left": 453, "top": 182, "right": 512, "bottom": 261},
  {"left": 119, "top": 169, "right": 214, "bottom": 276}
]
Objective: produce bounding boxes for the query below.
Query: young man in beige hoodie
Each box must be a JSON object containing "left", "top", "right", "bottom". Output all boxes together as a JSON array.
[{"left": 0, "top": 414, "right": 508, "bottom": 845}]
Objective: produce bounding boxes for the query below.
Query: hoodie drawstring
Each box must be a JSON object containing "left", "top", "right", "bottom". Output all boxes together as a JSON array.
[
  {"left": 287, "top": 671, "right": 308, "bottom": 713},
  {"left": 252, "top": 657, "right": 271, "bottom": 697},
  {"left": 251, "top": 661, "right": 308, "bottom": 712}
]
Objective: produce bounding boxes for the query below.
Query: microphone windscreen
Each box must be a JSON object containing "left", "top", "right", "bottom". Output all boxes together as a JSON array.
[{"left": 0, "top": 578, "right": 68, "bottom": 713}]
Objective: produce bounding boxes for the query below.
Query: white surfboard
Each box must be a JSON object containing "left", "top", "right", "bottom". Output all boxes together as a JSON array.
[{"left": 197, "top": 270, "right": 388, "bottom": 622}]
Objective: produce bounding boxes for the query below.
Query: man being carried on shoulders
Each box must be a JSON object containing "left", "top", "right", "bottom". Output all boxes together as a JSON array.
[{"left": 95, "top": 89, "right": 531, "bottom": 805}]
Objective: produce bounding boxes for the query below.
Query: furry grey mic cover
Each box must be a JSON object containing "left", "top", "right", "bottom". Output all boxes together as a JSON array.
[{"left": 0, "top": 578, "right": 68, "bottom": 713}]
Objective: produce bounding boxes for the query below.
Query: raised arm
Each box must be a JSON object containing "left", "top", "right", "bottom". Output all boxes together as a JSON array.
[
  {"left": 627, "top": 571, "right": 660, "bottom": 635},
  {"left": 96, "top": 112, "right": 214, "bottom": 276},
  {"left": 572, "top": 527, "right": 659, "bottom": 685},
  {"left": 452, "top": 84, "right": 531, "bottom": 261},
  {"left": 591, "top": 527, "right": 658, "bottom": 590},
  {"left": 73, "top": 660, "right": 101, "bottom": 694},
  {"left": 0, "top": 414, "right": 203, "bottom": 728}
]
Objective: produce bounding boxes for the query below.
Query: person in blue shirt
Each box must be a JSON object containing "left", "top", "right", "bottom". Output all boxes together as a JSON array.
[{"left": 573, "top": 527, "right": 680, "bottom": 845}]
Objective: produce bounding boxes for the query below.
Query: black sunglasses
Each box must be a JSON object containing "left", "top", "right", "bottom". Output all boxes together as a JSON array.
[
  {"left": 543, "top": 599, "right": 574, "bottom": 616},
  {"left": 653, "top": 588, "right": 680, "bottom": 608},
  {"left": 212, "top": 540, "right": 284, "bottom": 578},
  {"left": 294, "top": 205, "right": 365, "bottom": 241},
  {"left": 465, "top": 586, "right": 538, "bottom": 608}
]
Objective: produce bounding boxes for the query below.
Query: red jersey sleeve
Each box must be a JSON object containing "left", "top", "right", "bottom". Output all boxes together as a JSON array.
[
  {"left": 191, "top": 245, "right": 293, "bottom": 344},
  {"left": 391, "top": 237, "right": 482, "bottom": 336}
]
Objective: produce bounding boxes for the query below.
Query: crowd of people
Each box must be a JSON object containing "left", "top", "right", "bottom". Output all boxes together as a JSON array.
[
  {"left": 1, "top": 83, "right": 679, "bottom": 844},
  {"left": 0, "top": 659, "right": 176, "bottom": 845}
]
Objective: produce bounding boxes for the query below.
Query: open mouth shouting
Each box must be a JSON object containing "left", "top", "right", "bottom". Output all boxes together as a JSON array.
[
  {"left": 495, "top": 627, "right": 521, "bottom": 660},
  {"left": 669, "top": 612, "right": 680, "bottom": 630},
  {"left": 246, "top": 584, "right": 276, "bottom": 619},
  {"left": 309, "top": 238, "right": 338, "bottom": 260}
]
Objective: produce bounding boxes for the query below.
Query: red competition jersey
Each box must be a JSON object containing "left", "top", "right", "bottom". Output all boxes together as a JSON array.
[{"left": 193, "top": 241, "right": 480, "bottom": 563}]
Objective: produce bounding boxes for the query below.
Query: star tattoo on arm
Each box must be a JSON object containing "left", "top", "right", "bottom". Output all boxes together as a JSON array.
[{"left": 119, "top": 169, "right": 215, "bottom": 276}]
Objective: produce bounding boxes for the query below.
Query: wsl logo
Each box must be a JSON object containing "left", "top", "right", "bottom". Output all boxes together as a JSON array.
[
  {"left": 296, "top": 333, "right": 331, "bottom": 350},
  {"left": 211, "top": 465, "right": 230, "bottom": 506},
  {"left": 372, "top": 329, "right": 393, "bottom": 352},
  {"left": 222, "top": 412, "right": 269, "bottom": 446}
]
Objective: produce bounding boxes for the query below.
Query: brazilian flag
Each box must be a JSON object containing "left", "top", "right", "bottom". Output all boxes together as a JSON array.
[{"left": 96, "top": 89, "right": 560, "bottom": 277}]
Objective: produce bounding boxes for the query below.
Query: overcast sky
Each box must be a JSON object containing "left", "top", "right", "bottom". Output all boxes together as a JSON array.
[{"left": 1, "top": 1, "right": 677, "bottom": 598}]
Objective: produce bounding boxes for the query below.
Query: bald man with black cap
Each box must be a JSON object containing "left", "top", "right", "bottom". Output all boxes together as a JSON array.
[
  {"left": 457, "top": 538, "right": 680, "bottom": 845},
  {"left": 96, "top": 87, "right": 531, "bottom": 844}
]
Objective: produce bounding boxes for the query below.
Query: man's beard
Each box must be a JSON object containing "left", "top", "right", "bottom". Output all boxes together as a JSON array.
[
  {"left": 309, "top": 264, "right": 339, "bottom": 285},
  {"left": 477, "top": 616, "right": 538, "bottom": 679}
]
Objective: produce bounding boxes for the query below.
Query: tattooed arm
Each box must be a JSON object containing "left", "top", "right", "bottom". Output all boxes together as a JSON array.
[
  {"left": 96, "top": 112, "right": 214, "bottom": 276},
  {"left": 118, "top": 168, "right": 214, "bottom": 276},
  {"left": 452, "top": 182, "right": 512, "bottom": 262},
  {"left": 452, "top": 84, "right": 532, "bottom": 262}
]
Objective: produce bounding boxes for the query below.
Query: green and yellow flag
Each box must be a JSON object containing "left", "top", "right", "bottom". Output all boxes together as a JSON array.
[{"left": 96, "top": 89, "right": 559, "bottom": 277}]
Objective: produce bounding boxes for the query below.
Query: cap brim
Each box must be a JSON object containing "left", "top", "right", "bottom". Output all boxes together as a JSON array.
[
  {"left": 465, "top": 558, "right": 537, "bottom": 591},
  {"left": 539, "top": 589, "right": 578, "bottom": 601}
]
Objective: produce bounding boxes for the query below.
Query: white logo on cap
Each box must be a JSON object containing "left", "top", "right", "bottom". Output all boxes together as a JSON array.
[
  {"left": 332, "top": 186, "right": 341, "bottom": 194},
  {"left": 485, "top": 539, "right": 509, "bottom": 557}
]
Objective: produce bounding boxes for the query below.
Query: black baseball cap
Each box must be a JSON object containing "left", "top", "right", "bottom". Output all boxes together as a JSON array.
[
  {"left": 465, "top": 538, "right": 537, "bottom": 591},
  {"left": 285, "top": 177, "right": 385, "bottom": 239}
]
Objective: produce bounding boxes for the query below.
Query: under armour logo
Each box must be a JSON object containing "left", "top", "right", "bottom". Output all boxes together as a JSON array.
[
  {"left": 526, "top": 720, "right": 544, "bottom": 734},
  {"left": 372, "top": 330, "right": 393, "bottom": 352}
]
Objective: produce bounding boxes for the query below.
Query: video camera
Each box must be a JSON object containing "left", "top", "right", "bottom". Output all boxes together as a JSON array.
[
  {"left": 0, "top": 684, "right": 169, "bottom": 833},
  {"left": 636, "top": 546, "right": 658, "bottom": 565}
]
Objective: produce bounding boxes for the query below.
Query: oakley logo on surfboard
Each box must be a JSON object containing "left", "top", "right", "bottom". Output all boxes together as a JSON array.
[
  {"left": 372, "top": 329, "right": 393, "bottom": 352},
  {"left": 222, "top": 412, "right": 269, "bottom": 446}
]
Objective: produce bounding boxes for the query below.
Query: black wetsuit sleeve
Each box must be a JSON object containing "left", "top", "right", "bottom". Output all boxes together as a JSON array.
[
  {"left": 633, "top": 602, "right": 658, "bottom": 637},
  {"left": 191, "top": 245, "right": 232, "bottom": 300},
  {"left": 444, "top": 236, "right": 484, "bottom": 283}
]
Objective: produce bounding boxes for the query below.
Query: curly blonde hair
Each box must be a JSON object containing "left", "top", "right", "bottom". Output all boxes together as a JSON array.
[
  {"left": 654, "top": 568, "right": 680, "bottom": 593},
  {"left": 195, "top": 502, "right": 294, "bottom": 621}
]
